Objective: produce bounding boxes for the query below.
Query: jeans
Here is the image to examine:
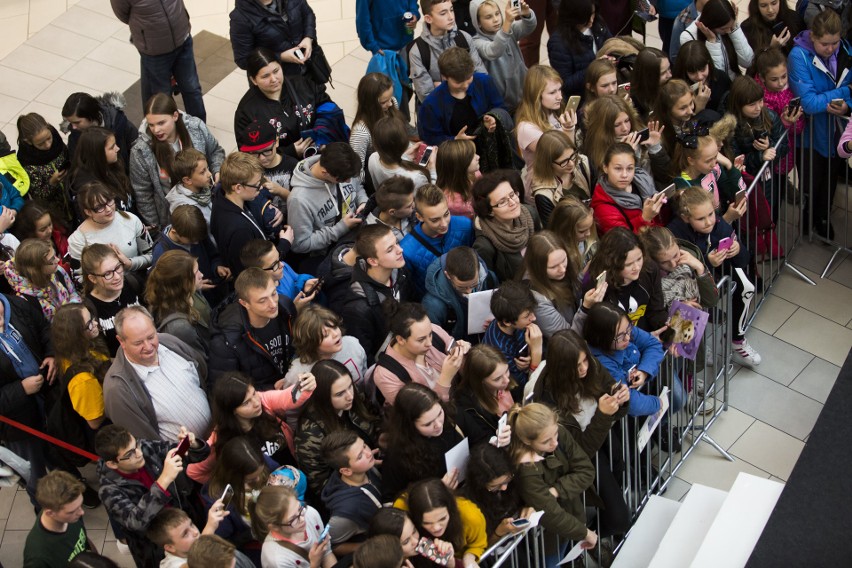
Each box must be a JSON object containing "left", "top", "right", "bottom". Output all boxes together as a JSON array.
[{"left": 140, "top": 34, "right": 206, "bottom": 122}]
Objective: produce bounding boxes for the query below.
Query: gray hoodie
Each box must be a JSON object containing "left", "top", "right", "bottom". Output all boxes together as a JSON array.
[
  {"left": 409, "top": 23, "right": 488, "bottom": 102},
  {"left": 287, "top": 156, "right": 368, "bottom": 255},
  {"left": 469, "top": 0, "right": 536, "bottom": 111}
]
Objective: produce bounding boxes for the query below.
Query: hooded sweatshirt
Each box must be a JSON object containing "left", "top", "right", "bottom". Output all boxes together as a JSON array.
[
  {"left": 468, "top": 0, "right": 536, "bottom": 111},
  {"left": 288, "top": 156, "right": 368, "bottom": 255},
  {"left": 409, "top": 22, "right": 488, "bottom": 102},
  {"left": 590, "top": 167, "right": 662, "bottom": 235},
  {"left": 321, "top": 469, "right": 383, "bottom": 545}
]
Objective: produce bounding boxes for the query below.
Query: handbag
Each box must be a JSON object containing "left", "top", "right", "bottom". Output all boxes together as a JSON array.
[{"left": 304, "top": 43, "right": 334, "bottom": 87}]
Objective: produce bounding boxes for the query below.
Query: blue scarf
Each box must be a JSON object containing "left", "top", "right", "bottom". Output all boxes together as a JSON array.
[{"left": 0, "top": 295, "right": 41, "bottom": 379}]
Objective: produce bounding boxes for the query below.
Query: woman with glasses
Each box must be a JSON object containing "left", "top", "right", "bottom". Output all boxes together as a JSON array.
[
  {"left": 68, "top": 182, "right": 152, "bottom": 293},
  {"left": 0, "top": 238, "right": 80, "bottom": 322},
  {"left": 253, "top": 485, "right": 336, "bottom": 568},
  {"left": 528, "top": 130, "right": 591, "bottom": 224},
  {"left": 80, "top": 243, "right": 141, "bottom": 356},
  {"left": 145, "top": 249, "right": 213, "bottom": 358},
  {"left": 472, "top": 170, "right": 541, "bottom": 283},
  {"left": 234, "top": 47, "right": 333, "bottom": 161}
]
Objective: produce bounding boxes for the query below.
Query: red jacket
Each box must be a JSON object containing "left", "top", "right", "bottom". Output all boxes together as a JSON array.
[{"left": 590, "top": 183, "right": 664, "bottom": 235}]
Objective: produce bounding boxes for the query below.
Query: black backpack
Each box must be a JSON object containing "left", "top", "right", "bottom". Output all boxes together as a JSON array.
[
  {"left": 405, "top": 32, "right": 470, "bottom": 77},
  {"left": 366, "top": 331, "right": 447, "bottom": 409}
]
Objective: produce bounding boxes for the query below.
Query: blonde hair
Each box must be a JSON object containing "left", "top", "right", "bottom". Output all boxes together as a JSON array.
[
  {"left": 251, "top": 485, "right": 298, "bottom": 540},
  {"left": 515, "top": 65, "right": 564, "bottom": 133},
  {"left": 677, "top": 186, "right": 714, "bottom": 218},
  {"left": 508, "top": 403, "right": 558, "bottom": 463},
  {"left": 13, "top": 238, "right": 53, "bottom": 289},
  {"left": 531, "top": 129, "right": 576, "bottom": 184}
]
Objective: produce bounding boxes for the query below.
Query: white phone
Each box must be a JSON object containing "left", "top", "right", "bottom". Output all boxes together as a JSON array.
[{"left": 294, "top": 48, "right": 304, "bottom": 61}]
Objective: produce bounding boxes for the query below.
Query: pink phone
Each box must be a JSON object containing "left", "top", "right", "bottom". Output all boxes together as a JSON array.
[
  {"left": 717, "top": 237, "right": 734, "bottom": 251},
  {"left": 734, "top": 154, "right": 745, "bottom": 169}
]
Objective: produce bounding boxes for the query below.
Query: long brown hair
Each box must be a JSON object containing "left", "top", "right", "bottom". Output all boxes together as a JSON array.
[
  {"left": 51, "top": 303, "right": 110, "bottom": 376},
  {"left": 436, "top": 139, "right": 476, "bottom": 202},
  {"left": 453, "top": 344, "right": 515, "bottom": 415},
  {"left": 371, "top": 116, "right": 431, "bottom": 180},
  {"left": 353, "top": 73, "right": 404, "bottom": 133},
  {"left": 144, "top": 93, "right": 192, "bottom": 183},
  {"left": 144, "top": 249, "right": 198, "bottom": 324},
  {"left": 521, "top": 230, "right": 579, "bottom": 311},
  {"left": 534, "top": 330, "right": 605, "bottom": 415},
  {"left": 583, "top": 95, "right": 642, "bottom": 170}
]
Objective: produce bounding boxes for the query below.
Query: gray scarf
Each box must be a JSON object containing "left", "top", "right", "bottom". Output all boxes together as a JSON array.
[{"left": 598, "top": 166, "right": 657, "bottom": 209}]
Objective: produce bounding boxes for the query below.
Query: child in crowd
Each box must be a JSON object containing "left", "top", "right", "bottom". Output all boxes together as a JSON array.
[
  {"left": 547, "top": 197, "right": 598, "bottom": 276},
  {"left": 165, "top": 148, "right": 213, "bottom": 227},
  {"left": 23, "top": 471, "right": 92, "bottom": 566},
  {"left": 15, "top": 113, "right": 74, "bottom": 223},
  {"left": 728, "top": 76, "right": 787, "bottom": 179},
  {"left": 236, "top": 120, "right": 298, "bottom": 209},
  {"left": 238, "top": 238, "right": 315, "bottom": 309},
  {"left": 369, "top": 116, "right": 436, "bottom": 189},
  {"left": 147, "top": 502, "right": 235, "bottom": 568},
  {"left": 630, "top": 48, "right": 673, "bottom": 121},
  {"left": 546, "top": 0, "right": 611, "bottom": 98},
  {"left": 350, "top": 73, "right": 406, "bottom": 179},
  {"left": 483, "top": 280, "right": 543, "bottom": 389},
  {"left": 364, "top": 176, "right": 418, "bottom": 242},
  {"left": 435, "top": 139, "right": 480, "bottom": 218},
  {"left": 529, "top": 130, "right": 592, "bottom": 224},
  {"left": 672, "top": 40, "right": 729, "bottom": 114},
  {"left": 469, "top": 0, "right": 537, "bottom": 112}
]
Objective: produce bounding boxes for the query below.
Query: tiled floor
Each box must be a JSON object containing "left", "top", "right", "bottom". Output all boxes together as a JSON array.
[{"left": 0, "top": 0, "right": 850, "bottom": 566}]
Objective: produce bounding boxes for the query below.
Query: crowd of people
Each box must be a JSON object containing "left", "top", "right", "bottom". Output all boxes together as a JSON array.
[{"left": 2, "top": 0, "right": 848, "bottom": 566}]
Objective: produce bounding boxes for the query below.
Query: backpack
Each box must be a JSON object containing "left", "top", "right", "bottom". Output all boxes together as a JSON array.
[
  {"left": 45, "top": 363, "right": 104, "bottom": 467},
  {"left": 405, "top": 33, "right": 470, "bottom": 77},
  {"left": 364, "top": 331, "right": 447, "bottom": 409},
  {"left": 300, "top": 102, "right": 351, "bottom": 146}
]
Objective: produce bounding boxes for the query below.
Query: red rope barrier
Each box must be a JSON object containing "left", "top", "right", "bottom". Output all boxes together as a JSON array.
[{"left": 0, "top": 415, "right": 99, "bottom": 462}]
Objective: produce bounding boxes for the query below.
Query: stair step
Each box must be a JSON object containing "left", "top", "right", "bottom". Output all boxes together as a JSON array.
[
  {"left": 612, "top": 495, "right": 681, "bottom": 568},
  {"left": 649, "top": 484, "right": 728, "bottom": 567}
]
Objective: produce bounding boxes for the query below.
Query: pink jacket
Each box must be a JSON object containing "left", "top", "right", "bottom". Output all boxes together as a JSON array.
[
  {"left": 186, "top": 385, "right": 312, "bottom": 483},
  {"left": 372, "top": 324, "right": 454, "bottom": 405},
  {"left": 757, "top": 77, "right": 804, "bottom": 173}
]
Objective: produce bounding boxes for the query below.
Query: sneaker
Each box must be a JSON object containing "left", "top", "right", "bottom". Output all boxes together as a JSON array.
[
  {"left": 732, "top": 338, "right": 762, "bottom": 367},
  {"left": 82, "top": 484, "right": 100, "bottom": 509}
]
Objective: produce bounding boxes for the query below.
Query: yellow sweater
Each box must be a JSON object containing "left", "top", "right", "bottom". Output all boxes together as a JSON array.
[{"left": 393, "top": 495, "right": 488, "bottom": 560}]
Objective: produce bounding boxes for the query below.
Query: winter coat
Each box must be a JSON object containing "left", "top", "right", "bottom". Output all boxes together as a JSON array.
[
  {"left": 472, "top": 205, "right": 541, "bottom": 283},
  {"left": 16, "top": 126, "right": 73, "bottom": 223},
  {"left": 321, "top": 469, "right": 383, "bottom": 543},
  {"left": 667, "top": 216, "right": 750, "bottom": 271},
  {"left": 452, "top": 388, "right": 503, "bottom": 447},
  {"left": 155, "top": 302, "right": 212, "bottom": 359},
  {"left": 590, "top": 169, "right": 664, "bottom": 235},
  {"left": 582, "top": 264, "right": 668, "bottom": 332},
  {"left": 0, "top": 151, "right": 28, "bottom": 198},
  {"left": 729, "top": 108, "right": 789, "bottom": 177},
  {"left": 672, "top": 161, "right": 746, "bottom": 218},
  {"left": 400, "top": 217, "right": 474, "bottom": 292},
  {"left": 547, "top": 21, "right": 612, "bottom": 97},
  {"left": 469, "top": 0, "right": 536, "bottom": 111},
  {"left": 408, "top": 23, "right": 487, "bottom": 102},
  {"left": 110, "top": 0, "right": 191, "bottom": 56},
  {"left": 0, "top": 174, "right": 23, "bottom": 212},
  {"left": 788, "top": 30, "right": 852, "bottom": 157},
  {"left": 669, "top": 1, "right": 699, "bottom": 61},
  {"left": 229, "top": 0, "right": 317, "bottom": 72},
  {"left": 530, "top": 289, "right": 587, "bottom": 340},
  {"left": 356, "top": 0, "right": 420, "bottom": 53},
  {"left": 422, "top": 252, "right": 497, "bottom": 339},
  {"left": 757, "top": 77, "right": 804, "bottom": 174},
  {"left": 1, "top": 262, "right": 81, "bottom": 322},
  {"left": 208, "top": 297, "right": 297, "bottom": 391},
  {"left": 129, "top": 112, "right": 225, "bottom": 228},
  {"left": 417, "top": 74, "right": 508, "bottom": 145},
  {"left": 65, "top": 92, "right": 138, "bottom": 171}
]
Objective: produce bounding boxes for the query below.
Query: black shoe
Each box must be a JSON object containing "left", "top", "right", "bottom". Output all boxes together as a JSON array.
[
  {"left": 658, "top": 431, "right": 682, "bottom": 454},
  {"left": 82, "top": 485, "right": 100, "bottom": 509}
]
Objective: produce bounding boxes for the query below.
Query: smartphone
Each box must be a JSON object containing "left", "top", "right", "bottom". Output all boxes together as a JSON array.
[
  {"left": 754, "top": 129, "right": 769, "bottom": 140},
  {"left": 303, "top": 276, "right": 325, "bottom": 296},
  {"left": 627, "top": 364, "right": 638, "bottom": 383},
  {"left": 221, "top": 484, "right": 234, "bottom": 509},
  {"left": 523, "top": 391, "right": 535, "bottom": 406},
  {"left": 831, "top": 98, "right": 844, "bottom": 106},
  {"left": 634, "top": 9, "right": 658, "bottom": 21},
  {"left": 418, "top": 146, "right": 434, "bottom": 167},
  {"left": 690, "top": 81, "right": 701, "bottom": 93},
  {"left": 496, "top": 413, "right": 508, "bottom": 440},
  {"left": 511, "top": 518, "right": 531, "bottom": 527},
  {"left": 294, "top": 48, "right": 304, "bottom": 60},
  {"left": 717, "top": 236, "right": 734, "bottom": 251},
  {"left": 636, "top": 128, "right": 650, "bottom": 142},
  {"left": 175, "top": 436, "right": 190, "bottom": 458},
  {"left": 318, "top": 524, "right": 331, "bottom": 542},
  {"left": 517, "top": 343, "right": 529, "bottom": 356},
  {"left": 661, "top": 183, "right": 677, "bottom": 199},
  {"left": 735, "top": 187, "right": 748, "bottom": 205},
  {"left": 786, "top": 97, "right": 801, "bottom": 113},
  {"left": 565, "top": 95, "right": 581, "bottom": 113},
  {"left": 734, "top": 154, "right": 745, "bottom": 169},
  {"left": 618, "top": 82, "right": 631, "bottom": 94},
  {"left": 446, "top": 339, "right": 458, "bottom": 355},
  {"left": 596, "top": 270, "right": 607, "bottom": 289},
  {"left": 772, "top": 21, "right": 787, "bottom": 34},
  {"left": 416, "top": 537, "right": 454, "bottom": 564}
]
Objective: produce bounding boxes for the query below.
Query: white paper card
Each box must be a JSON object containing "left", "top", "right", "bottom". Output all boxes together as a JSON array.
[
  {"left": 444, "top": 437, "right": 470, "bottom": 483},
  {"left": 467, "top": 290, "right": 495, "bottom": 335},
  {"left": 637, "top": 386, "right": 670, "bottom": 452},
  {"left": 528, "top": 510, "right": 545, "bottom": 528},
  {"left": 558, "top": 542, "right": 586, "bottom": 565}
]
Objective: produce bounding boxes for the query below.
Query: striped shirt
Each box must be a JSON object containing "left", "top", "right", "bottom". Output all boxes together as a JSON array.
[
  {"left": 129, "top": 345, "right": 211, "bottom": 442},
  {"left": 482, "top": 320, "right": 528, "bottom": 385}
]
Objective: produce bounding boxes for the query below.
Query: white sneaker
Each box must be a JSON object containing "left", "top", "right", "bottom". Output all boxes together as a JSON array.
[{"left": 732, "top": 338, "right": 762, "bottom": 367}]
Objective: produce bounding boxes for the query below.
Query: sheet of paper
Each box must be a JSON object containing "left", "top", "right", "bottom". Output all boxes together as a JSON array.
[
  {"left": 528, "top": 510, "right": 545, "bottom": 528},
  {"left": 444, "top": 437, "right": 470, "bottom": 483},
  {"left": 559, "top": 541, "right": 586, "bottom": 565},
  {"left": 467, "top": 290, "right": 495, "bottom": 335},
  {"left": 637, "top": 386, "right": 671, "bottom": 452}
]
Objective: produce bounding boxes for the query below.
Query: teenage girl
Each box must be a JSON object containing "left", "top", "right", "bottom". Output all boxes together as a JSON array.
[
  {"left": 529, "top": 130, "right": 592, "bottom": 223},
  {"left": 741, "top": 0, "right": 803, "bottom": 56},
  {"left": 671, "top": 40, "right": 729, "bottom": 114},
  {"left": 679, "top": 0, "right": 754, "bottom": 80},
  {"left": 547, "top": 197, "right": 598, "bottom": 276},
  {"left": 630, "top": 48, "right": 673, "bottom": 121},
  {"left": 436, "top": 139, "right": 480, "bottom": 218}
]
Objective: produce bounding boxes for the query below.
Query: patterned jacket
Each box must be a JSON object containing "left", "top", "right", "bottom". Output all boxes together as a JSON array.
[{"left": 1, "top": 262, "right": 80, "bottom": 322}]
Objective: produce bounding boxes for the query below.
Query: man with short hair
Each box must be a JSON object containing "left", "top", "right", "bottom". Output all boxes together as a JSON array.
[
  {"left": 23, "top": 471, "right": 93, "bottom": 566},
  {"left": 364, "top": 175, "right": 418, "bottom": 242},
  {"left": 401, "top": 183, "right": 473, "bottom": 291},
  {"left": 103, "top": 305, "right": 211, "bottom": 442},
  {"left": 210, "top": 268, "right": 312, "bottom": 390}
]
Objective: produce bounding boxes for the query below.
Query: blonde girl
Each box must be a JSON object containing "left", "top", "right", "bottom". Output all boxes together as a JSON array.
[{"left": 529, "top": 130, "right": 592, "bottom": 223}]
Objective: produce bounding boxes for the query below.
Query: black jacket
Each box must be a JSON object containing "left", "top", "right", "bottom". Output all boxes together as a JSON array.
[
  {"left": 233, "top": 79, "right": 330, "bottom": 156},
  {"left": 453, "top": 388, "right": 500, "bottom": 448},
  {"left": 0, "top": 294, "right": 52, "bottom": 443},
  {"left": 209, "top": 297, "right": 297, "bottom": 391},
  {"left": 583, "top": 262, "right": 668, "bottom": 332},
  {"left": 339, "top": 260, "right": 417, "bottom": 366},
  {"left": 210, "top": 189, "right": 269, "bottom": 275},
  {"left": 229, "top": 0, "right": 317, "bottom": 72}
]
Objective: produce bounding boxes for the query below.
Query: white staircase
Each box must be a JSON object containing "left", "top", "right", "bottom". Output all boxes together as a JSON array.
[{"left": 612, "top": 473, "right": 784, "bottom": 568}]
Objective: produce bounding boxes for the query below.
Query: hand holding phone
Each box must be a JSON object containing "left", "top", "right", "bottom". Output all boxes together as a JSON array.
[
  {"left": 175, "top": 435, "right": 191, "bottom": 458},
  {"left": 318, "top": 524, "right": 331, "bottom": 542},
  {"left": 511, "top": 517, "right": 531, "bottom": 528},
  {"left": 734, "top": 154, "right": 745, "bottom": 169},
  {"left": 636, "top": 128, "right": 650, "bottom": 143},
  {"left": 293, "top": 48, "right": 304, "bottom": 60},
  {"left": 565, "top": 95, "right": 581, "bottom": 113},
  {"left": 735, "top": 187, "right": 748, "bottom": 205},
  {"left": 517, "top": 343, "right": 529, "bottom": 357},
  {"left": 661, "top": 183, "right": 677, "bottom": 199},
  {"left": 717, "top": 236, "right": 734, "bottom": 251},
  {"left": 221, "top": 484, "right": 234, "bottom": 509},
  {"left": 303, "top": 276, "right": 325, "bottom": 297},
  {"left": 596, "top": 271, "right": 607, "bottom": 289}
]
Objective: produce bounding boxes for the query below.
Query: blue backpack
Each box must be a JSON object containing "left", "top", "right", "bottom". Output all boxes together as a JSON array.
[{"left": 300, "top": 102, "right": 351, "bottom": 146}]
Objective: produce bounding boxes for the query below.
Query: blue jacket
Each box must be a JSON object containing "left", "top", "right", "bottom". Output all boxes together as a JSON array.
[
  {"left": 401, "top": 216, "right": 474, "bottom": 291},
  {"left": 547, "top": 21, "right": 611, "bottom": 97},
  {"left": 356, "top": 0, "right": 420, "bottom": 53},
  {"left": 151, "top": 225, "right": 224, "bottom": 282},
  {"left": 422, "top": 252, "right": 496, "bottom": 339},
  {"left": 417, "top": 73, "right": 506, "bottom": 145},
  {"left": 590, "top": 326, "right": 665, "bottom": 416},
  {"left": 667, "top": 216, "right": 750, "bottom": 271},
  {"left": 669, "top": 2, "right": 698, "bottom": 61},
  {"left": 788, "top": 31, "right": 852, "bottom": 157},
  {"left": 0, "top": 174, "right": 23, "bottom": 212},
  {"left": 651, "top": 0, "right": 692, "bottom": 20}
]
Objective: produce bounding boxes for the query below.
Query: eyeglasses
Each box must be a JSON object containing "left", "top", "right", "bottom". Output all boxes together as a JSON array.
[
  {"left": 553, "top": 153, "right": 578, "bottom": 168},
  {"left": 93, "top": 263, "right": 124, "bottom": 281},
  {"left": 241, "top": 180, "right": 265, "bottom": 191},
  {"left": 280, "top": 504, "right": 306, "bottom": 527},
  {"left": 117, "top": 440, "right": 141, "bottom": 461},
  {"left": 262, "top": 259, "right": 282, "bottom": 272},
  {"left": 85, "top": 316, "right": 98, "bottom": 331},
  {"left": 491, "top": 191, "right": 520, "bottom": 209},
  {"left": 614, "top": 323, "right": 633, "bottom": 343},
  {"left": 92, "top": 200, "right": 116, "bottom": 214},
  {"left": 487, "top": 474, "right": 514, "bottom": 492},
  {"left": 247, "top": 146, "right": 276, "bottom": 158}
]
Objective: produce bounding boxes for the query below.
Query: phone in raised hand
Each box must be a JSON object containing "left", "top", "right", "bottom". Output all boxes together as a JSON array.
[
  {"left": 565, "top": 95, "right": 581, "bottom": 113},
  {"left": 661, "top": 183, "right": 677, "bottom": 199},
  {"left": 596, "top": 271, "right": 607, "bottom": 289},
  {"left": 221, "top": 484, "right": 234, "bottom": 509},
  {"left": 636, "top": 128, "right": 650, "bottom": 142},
  {"left": 717, "top": 236, "right": 734, "bottom": 251},
  {"left": 318, "top": 523, "right": 331, "bottom": 542}
]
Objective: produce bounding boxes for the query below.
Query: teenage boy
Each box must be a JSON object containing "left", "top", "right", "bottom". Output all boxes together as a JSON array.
[
  {"left": 365, "top": 175, "right": 417, "bottom": 242},
  {"left": 320, "top": 431, "right": 383, "bottom": 555},
  {"left": 23, "top": 471, "right": 93, "bottom": 566},
  {"left": 341, "top": 224, "right": 416, "bottom": 365},
  {"left": 147, "top": 505, "right": 253, "bottom": 568},
  {"left": 151, "top": 204, "right": 231, "bottom": 286},
  {"left": 95, "top": 424, "right": 209, "bottom": 568},
  {"left": 237, "top": 120, "right": 299, "bottom": 225},
  {"left": 401, "top": 183, "right": 473, "bottom": 291},
  {"left": 418, "top": 46, "right": 508, "bottom": 145},
  {"left": 410, "top": 0, "right": 487, "bottom": 103},
  {"left": 422, "top": 246, "right": 497, "bottom": 339},
  {"left": 210, "top": 268, "right": 314, "bottom": 390},
  {"left": 211, "top": 152, "right": 292, "bottom": 274},
  {"left": 482, "top": 280, "right": 543, "bottom": 387},
  {"left": 288, "top": 142, "right": 368, "bottom": 262},
  {"left": 188, "top": 535, "right": 246, "bottom": 568},
  {"left": 165, "top": 148, "right": 213, "bottom": 226},
  {"left": 240, "top": 239, "right": 317, "bottom": 306}
]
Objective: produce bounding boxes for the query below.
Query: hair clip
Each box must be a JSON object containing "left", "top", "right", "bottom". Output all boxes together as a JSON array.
[{"left": 675, "top": 131, "right": 699, "bottom": 149}]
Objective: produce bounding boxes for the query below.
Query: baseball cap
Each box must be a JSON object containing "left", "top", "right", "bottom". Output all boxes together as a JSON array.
[{"left": 239, "top": 120, "right": 278, "bottom": 153}]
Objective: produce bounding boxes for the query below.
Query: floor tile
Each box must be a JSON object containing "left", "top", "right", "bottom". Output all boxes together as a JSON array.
[
  {"left": 0, "top": 15, "right": 28, "bottom": 61},
  {"left": 27, "top": 0, "right": 68, "bottom": 35},
  {"left": 742, "top": 328, "right": 814, "bottom": 386},
  {"left": 770, "top": 267, "right": 852, "bottom": 325},
  {"left": 0, "top": 122, "right": 20, "bottom": 150},
  {"left": 51, "top": 5, "right": 125, "bottom": 42},
  {"left": 0, "top": 486, "right": 14, "bottom": 520},
  {"left": 775, "top": 308, "right": 852, "bottom": 367},
  {"left": 201, "top": 95, "right": 237, "bottom": 133},
  {"left": 350, "top": 46, "right": 373, "bottom": 64},
  {"left": 19, "top": 102, "right": 64, "bottom": 127},
  {"left": 312, "top": 0, "right": 343, "bottom": 22},
  {"left": 675, "top": 441, "right": 771, "bottom": 492},
  {"left": 3, "top": 44, "right": 77, "bottom": 82},
  {"left": 786, "top": 241, "right": 841, "bottom": 276},
  {"left": 83, "top": 502, "right": 109, "bottom": 530},
  {"left": 183, "top": 0, "right": 228, "bottom": 18},
  {"left": 701, "top": 406, "right": 755, "bottom": 450},
  {"left": 88, "top": 528, "right": 107, "bottom": 553},
  {"left": 100, "top": 540, "right": 138, "bottom": 567},
  {"left": 34, "top": 78, "right": 95, "bottom": 110},
  {"left": 729, "top": 420, "right": 805, "bottom": 481},
  {"left": 206, "top": 125, "right": 237, "bottom": 155},
  {"left": 0, "top": 529, "right": 29, "bottom": 567},
  {"left": 207, "top": 69, "right": 249, "bottom": 104},
  {"left": 332, "top": 82, "right": 357, "bottom": 123},
  {"left": 0, "top": 93, "right": 29, "bottom": 125},
  {"left": 75, "top": 0, "right": 118, "bottom": 18},
  {"left": 316, "top": 18, "right": 359, "bottom": 45},
  {"left": 61, "top": 59, "right": 138, "bottom": 95},
  {"left": 788, "top": 357, "right": 841, "bottom": 404},
  {"left": 827, "top": 254, "right": 852, "bottom": 296},
  {"left": 26, "top": 24, "right": 100, "bottom": 60},
  {"left": 0, "top": 65, "right": 52, "bottom": 102},
  {"left": 86, "top": 37, "right": 143, "bottom": 72},
  {"left": 662, "top": 476, "right": 692, "bottom": 503},
  {"left": 0, "top": 0, "right": 29, "bottom": 19},
  {"left": 5, "top": 489, "right": 35, "bottom": 530},
  {"left": 326, "top": 53, "right": 366, "bottom": 90},
  {"left": 729, "top": 369, "right": 823, "bottom": 441},
  {"left": 750, "top": 294, "right": 798, "bottom": 335}
]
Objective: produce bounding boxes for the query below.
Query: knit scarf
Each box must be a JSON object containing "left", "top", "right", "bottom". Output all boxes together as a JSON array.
[
  {"left": 1, "top": 262, "right": 81, "bottom": 321},
  {"left": 176, "top": 184, "right": 212, "bottom": 206},
  {"left": 15, "top": 126, "right": 65, "bottom": 167},
  {"left": 476, "top": 206, "right": 535, "bottom": 253}
]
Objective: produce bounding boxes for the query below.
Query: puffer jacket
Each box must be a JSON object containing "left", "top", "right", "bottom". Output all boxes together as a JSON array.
[
  {"left": 110, "top": 0, "right": 191, "bottom": 56},
  {"left": 229, "top": 0, "right": 317, "bottom": 72},
  {"left": 400, "top": 216, "right": 474, "bottom": 292},
  {"left": 729, "top": 108, "right": 789, "bottom": 177},
  {"left": 129, "top": 112, "right": 225, "bottom": 228},
  {"left": 547, "top": 20, "right": 611, "bottom": 97}
]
